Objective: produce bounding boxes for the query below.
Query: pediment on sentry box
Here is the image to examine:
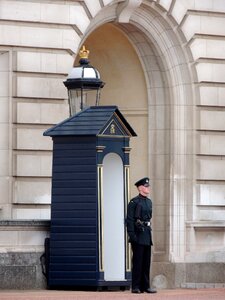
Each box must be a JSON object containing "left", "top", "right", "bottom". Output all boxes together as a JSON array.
[{"left": 99, "top": 114, "right": 133, "bottom": 137}]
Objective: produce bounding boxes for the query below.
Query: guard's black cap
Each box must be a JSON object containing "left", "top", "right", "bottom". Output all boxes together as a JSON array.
[{"left": 135, "top": 177, "right": 150, "bottom": 187}]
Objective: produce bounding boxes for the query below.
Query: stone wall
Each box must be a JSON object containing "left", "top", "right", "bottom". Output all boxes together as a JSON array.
[
  {"left": 0, "top": 251, "right": 46, "bottom": 289},
  {"left": 0, "top": 0, "right": 225, "bottom": 289},
  {"left": 0, "top": 221, "right": 49, "bottom": 289}
]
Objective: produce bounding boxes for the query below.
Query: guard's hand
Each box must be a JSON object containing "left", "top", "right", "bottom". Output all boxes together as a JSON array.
[{"left": 129, "top": 233, "right": 138, "bottom": 243}]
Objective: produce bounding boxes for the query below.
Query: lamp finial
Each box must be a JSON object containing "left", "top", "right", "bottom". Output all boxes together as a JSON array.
[{"left": 79, "top": 46, "right": 89, "bottom": 59}]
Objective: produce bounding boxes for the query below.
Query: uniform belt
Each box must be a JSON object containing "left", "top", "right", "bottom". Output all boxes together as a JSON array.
[{"left": 143, "top": 221, "right": 150, "bottom": 226}]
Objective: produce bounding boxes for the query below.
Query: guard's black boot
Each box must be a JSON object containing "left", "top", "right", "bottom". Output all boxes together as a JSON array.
[
  {"left": 132, "top": 288, "right": 141, "bottom": 294},
  {"left": 144, "top": 288, "right": 157, "bottom": 293}
]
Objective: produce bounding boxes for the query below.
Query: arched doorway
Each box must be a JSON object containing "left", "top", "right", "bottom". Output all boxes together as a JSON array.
[{"left": 83, "top": 23, "right": 149, "bottom": 198}]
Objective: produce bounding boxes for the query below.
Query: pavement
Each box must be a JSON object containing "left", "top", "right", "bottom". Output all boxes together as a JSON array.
[{"left": 0, "top": 289, "right": 224, "bottom": 300}]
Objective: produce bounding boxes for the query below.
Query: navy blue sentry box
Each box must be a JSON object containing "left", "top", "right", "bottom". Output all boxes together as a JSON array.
[{"left": 43, "top": 106, "right": 136, "bottom": 290}]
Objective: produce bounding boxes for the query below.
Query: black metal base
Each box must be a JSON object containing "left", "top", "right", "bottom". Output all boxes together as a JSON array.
[
  {"left": 47, "top": 279, "right": 131, "bottom": 291},
  {"left": 96, "top": 279, "right": 131, "bottom": 291}
]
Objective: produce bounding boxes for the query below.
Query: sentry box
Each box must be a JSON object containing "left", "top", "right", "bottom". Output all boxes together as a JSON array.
[{"left": 43, "top": 105, "right": 136, "bottom": 290}]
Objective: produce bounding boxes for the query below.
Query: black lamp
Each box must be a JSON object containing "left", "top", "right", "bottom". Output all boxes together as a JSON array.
[{"left": 64, "top": 46, "right": 105, "bottom": 116}]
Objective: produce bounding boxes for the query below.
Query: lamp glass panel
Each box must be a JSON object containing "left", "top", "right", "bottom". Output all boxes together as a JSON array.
[
  {"left": 67, "top": 67, "right": 83, "bottom": 79},
  {"left": 68, "top": 85, "right": 101, "bottom": 115},
  {"left": 83, "top": 68, "right": 97, "bottom": 78},
  {"left": 68, "top": 89, "right": 84, "bottom": 115}
]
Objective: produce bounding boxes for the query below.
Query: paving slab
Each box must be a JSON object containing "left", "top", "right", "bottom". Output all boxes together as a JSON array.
[{"left": 0, "top": 289, "right": 224, "bottom": 300}]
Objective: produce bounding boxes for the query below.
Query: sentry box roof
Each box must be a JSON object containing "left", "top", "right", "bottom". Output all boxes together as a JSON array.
[{"left": 43, "top": 106, "right": 137, "bottom": 137}]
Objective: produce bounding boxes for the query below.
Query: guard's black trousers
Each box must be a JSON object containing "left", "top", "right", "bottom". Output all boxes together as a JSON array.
[{"left": 131, "top": 242, "right": 151, "bottom": 291}]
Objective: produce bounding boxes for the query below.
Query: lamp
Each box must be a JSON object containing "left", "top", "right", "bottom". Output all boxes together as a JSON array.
[{"left": 64, "top": 46, "right": 105, "bottom": 116}]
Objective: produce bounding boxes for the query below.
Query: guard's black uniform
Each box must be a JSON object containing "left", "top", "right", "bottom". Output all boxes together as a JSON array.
[{"left": 126, "top": 193, "right": 153, "bottom": 292}]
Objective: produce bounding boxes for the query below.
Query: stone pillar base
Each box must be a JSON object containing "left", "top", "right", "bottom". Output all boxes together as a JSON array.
[{"left": 151, "top": 262, "right": 225, "bottom": 289}]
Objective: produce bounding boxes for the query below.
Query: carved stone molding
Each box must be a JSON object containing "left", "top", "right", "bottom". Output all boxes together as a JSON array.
[{"left": 117, "top": 0, "right": 142, "bottom": 23}]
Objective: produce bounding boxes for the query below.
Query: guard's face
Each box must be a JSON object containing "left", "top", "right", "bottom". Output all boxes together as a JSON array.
[{"left": 138, "top": 184, "right": 150, "bottom": 197}]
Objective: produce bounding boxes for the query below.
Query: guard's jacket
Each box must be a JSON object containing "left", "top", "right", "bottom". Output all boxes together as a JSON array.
[{"left": 126, "top": 194, "right": 153, "bottom": 246}]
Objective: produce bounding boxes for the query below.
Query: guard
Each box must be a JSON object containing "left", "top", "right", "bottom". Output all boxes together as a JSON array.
[{"left": 126, "top": 177, "right": 157, "bottom": 294}]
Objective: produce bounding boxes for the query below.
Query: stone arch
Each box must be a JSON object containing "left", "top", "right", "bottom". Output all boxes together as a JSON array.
[
  {"left": 78, "top": 2, "right": 195, "bottom": 262},
  {"left": 127, "top": 5, "right": 195, "bottom": 262}
]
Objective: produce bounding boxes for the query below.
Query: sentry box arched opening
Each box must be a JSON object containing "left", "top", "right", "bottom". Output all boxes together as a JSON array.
[{"left": 43, "top": 106, "right": 136, "bottom": 290}]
